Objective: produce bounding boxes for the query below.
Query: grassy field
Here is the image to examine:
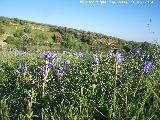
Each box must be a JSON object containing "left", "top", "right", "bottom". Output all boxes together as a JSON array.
[{"left": 0, "top": 48, "right": 160, "bottom": 120}]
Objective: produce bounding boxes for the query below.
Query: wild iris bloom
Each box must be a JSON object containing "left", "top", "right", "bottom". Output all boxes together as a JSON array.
[
  {"left": 116, "top": 53, "right": 123, "bottom": 65},
  {"left": 143, "top": 51, "right": 148, "bottom": 58},
  {"left": 39, "top": 67, "right": 46, "bottom": 76},
  {"left": 93, "top": 57, "right": 99, "bottom": 64},
  {"left": 65, "top": 60, "right": 71, "bottom": 65},
  {"left": 17, "top": 65, "right": 28, "bottom": 72},
  {"left": 56, "top": 67, "right": 65, "bottom": 77},
  {"left": 17, "top": 65, "right": 23, "bottom": 72},
  {"left": 93, "top": 53, "right": 99, "bottom": 64},
  {"left": 60, "top": 60, "right": 71, "bottom": 65},
  {"left": 44, "top": 51, "right": 53, "bottom": 60},
  {"left": 23, "top": 66, "right": 28, "bottom": 72},
  {"left": 48, "top": 61, "right": 56, "bottom": 68},
  {"left": 136, "top": 48, "right": 142, "bottom": 57},
  {"left": 144, "top": 61, "right": 152, "bottom": 73},
  {"left": 109, "top": 49, "right": 114, "bottom": 56}
]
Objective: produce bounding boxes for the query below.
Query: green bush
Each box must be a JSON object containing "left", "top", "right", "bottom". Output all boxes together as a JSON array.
[
  {"left": 13, "top": 30, "right": 25, "bottom": 38},
  {"left": 24, "top": 26, "right": 32, "bottom": 33},
  {"left": 0, "top": 27, "right": 5, "bottom": 35},
  {"left": 4, "top": 36, "right": 22, "bottom": 46}
]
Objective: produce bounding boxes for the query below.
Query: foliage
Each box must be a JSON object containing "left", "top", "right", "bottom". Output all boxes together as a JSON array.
[
  {"left": 24, "top": 26, "right": 32, "bottom": 33},
  {"left": 13, "top": 30, "right": 25, "bottom": 38},
  {"left": 0, "top": 16, "right": 155, "bottom": 53},
  {"left": 0, "top": 27, "right": 5, "bottom": 35},
  {"left": 0, "top": 48, "right": 160, "bottom": 119},
  {"left": 52, "top": 32, "right": 63, "bottom": 43},
  {"left": 4, "top": 36, "right": 22, "bottom": 46}
]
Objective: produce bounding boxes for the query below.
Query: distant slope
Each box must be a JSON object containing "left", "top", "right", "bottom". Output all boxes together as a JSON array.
[{"left": 0, "top": 16, "right": 146, "bottom": 51}]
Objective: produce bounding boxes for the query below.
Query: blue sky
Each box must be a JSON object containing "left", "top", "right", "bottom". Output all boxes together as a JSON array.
[{"left": 0, "top": 0, "right": 160, "bottom": 43}]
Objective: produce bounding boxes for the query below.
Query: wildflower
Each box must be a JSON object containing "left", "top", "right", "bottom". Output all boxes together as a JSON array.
[
  {"left": 144, "top": 61, "right": 152, "bottom": 73},
  {"left": 93, "top": 53, "right": 99, "bottom": 64},
  {"left": 143, "top": 51, "right": 148, "bottom": 58},
  {"left": 52, "top": 53, "right": 58, "bottom": 58},
  {"left": 109, "top": 49, "right": 114, "bottom": 56},
  {"left": 136, "top": 48, "right": 142, "bottom": 57},
  {"left": 44, "top": 51, "right": 53, "bottom": 60},
  {"left": 39, "top": 67, "right": 46, "bottom": 76},
  {"left": 60, "top": 60, "right": 71, "bottom": 65},
  {"left": 65, "top": 60, "right": 71, "bottom": 65},
  {"left": 48, "top": 61, "right": 56, "bottom": 68},
  {"left": 56, "top": 67, "right": 65, "bottom": 77},
  {"left": 59, "top": 67, "right": 65, "bottom": 73},
  {"left": 93, "top": 57, "right": 99, "bottom": 64},
  {"left": 116, "top": 53, "right": 123, "bottom": 65},
  {"left": 95, "top": 53, "right": 99, "bottom": 58},
  {"left": 23, "top": 66, "right": 28, "bottom": 72},
  {"left": 17, "top": 65, "right": 28, "bottom": 72},
  {"left": 17, "top": 65, "right": 23, "bottom": 72}
]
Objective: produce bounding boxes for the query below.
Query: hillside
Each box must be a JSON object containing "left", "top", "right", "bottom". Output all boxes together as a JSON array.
[{"left": 0, "top": 16, "right": 152, "bottom": 51}]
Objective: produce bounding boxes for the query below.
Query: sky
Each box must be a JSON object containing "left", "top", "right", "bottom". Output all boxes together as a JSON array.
[{"left": 0, "top": 0, "right": 160, "bottom": 43}]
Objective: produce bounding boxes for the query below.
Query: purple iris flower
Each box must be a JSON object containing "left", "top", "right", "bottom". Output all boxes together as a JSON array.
[
  {"left": 56, "top": 71, "right": 61, "bottom": 77},
  {"left": 136, "top": 48, "right": 142, "bottom": 57},
  {"left": 17, "top": 65, "right": 28, "bottom": 72},
  {"left": 109, "top": 49, "right": 114, "bottom": 56},
  {"left": 44, "top": 51, "right": 53, "bottom": 60},
  {"left": 144, "top": 61, "right": 152, "bottom": 73},
  {"left": 93, "top": 57, "right": 99, "bottom": 64},
  {"left": 23, "top": 66, "right": 28, "bottom": 72},
  {"left": 17, "top": 65, "right": 23, "bottom": 72},
  {"left": 39, "top": 67, "right": 46, "bottom": 76},
  {"left": 65, "top": 60, "right": 71, "bottom": 65},
  {"left": 93, "top": 53, "right": 99, "bottom": 64},
  {"left": 117, "top": 53, "right": 123, "bottom": 65},
  {"left": 56, "top": 67, "right": 65, "bottom": 77},
  {"left": 59, "top": 67, "right": 65, "bottom": 73},
  {"left": 143, "top": 51, "right": 148, "bottom": 58},
  {"left": 60, "top": 60, "right": 71, "bottom": 65},
  {"left": 48, "top": 61, "right": 56, "bottom": 68}
]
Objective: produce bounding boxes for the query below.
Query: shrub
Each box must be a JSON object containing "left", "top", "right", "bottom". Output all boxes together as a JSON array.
[
  {"left": 24, "top": 26, "right": 32, "bottom": 33},
  {"left": 13, "top": 30, "right": 25, "bottom": 38},
  {"left": 4, "top": 36, "right": 22, "bottom": 46}
]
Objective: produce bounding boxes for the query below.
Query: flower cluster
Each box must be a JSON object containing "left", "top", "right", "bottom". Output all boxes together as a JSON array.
[
  {"left": 93, "top": 53, "right": 99, "bottom": 64},
  {"left": 39, "top": 67, "right": 46, "bottom": 76},
  {"left": 17, "top": 65, "right": 28, "bottom": 72},
  {"left": 48, "top": 60, "right": 56, "bottom": 68},
  {"left": 116, "top": 53, "right": 123, "bottom": 65},
  {"left": 136, "top": 48, "right": 142, "bottom": 57},
  {"left": 144, "top": 61, "right": 152, "bottom": 73},
  {"left": 44, "top": 51, "right": 53, "bottom": 60},
  {"left": 56, "top": 67, "right": 65, "bottom": 77}
]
